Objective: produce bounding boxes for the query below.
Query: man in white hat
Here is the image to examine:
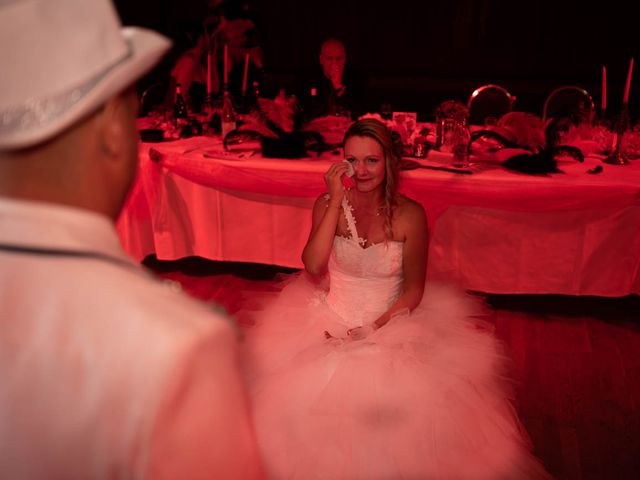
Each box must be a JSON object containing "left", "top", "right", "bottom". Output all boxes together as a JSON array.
[{"left": 0, "top": 1, "right": 264, "bottom": 478}]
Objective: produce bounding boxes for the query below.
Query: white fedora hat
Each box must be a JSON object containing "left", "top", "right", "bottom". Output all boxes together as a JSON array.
[{"left": 0, "top": 0, "right": 171, "bottom": 150}]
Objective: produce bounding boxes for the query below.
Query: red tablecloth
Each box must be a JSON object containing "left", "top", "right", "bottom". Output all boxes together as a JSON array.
[{"left": 117, "top": 136, "right": 640, "bottom": 296}]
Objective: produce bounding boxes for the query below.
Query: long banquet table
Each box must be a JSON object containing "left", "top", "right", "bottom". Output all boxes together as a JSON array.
[{"left": 117, "top": 135, "right": 640, "bottom": 296}]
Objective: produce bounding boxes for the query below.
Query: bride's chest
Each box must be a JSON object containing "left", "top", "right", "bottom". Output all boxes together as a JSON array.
[
  {"left": 331, "top": 237, "right": 403, "bottom": 277},
  {"left": 336, "top": 212, "right": 392, "bottom": 248}
]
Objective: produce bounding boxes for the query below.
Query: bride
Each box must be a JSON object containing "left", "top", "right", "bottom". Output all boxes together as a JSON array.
[{"left": 240, "top": 118, "right": 550, "bottom": 479}]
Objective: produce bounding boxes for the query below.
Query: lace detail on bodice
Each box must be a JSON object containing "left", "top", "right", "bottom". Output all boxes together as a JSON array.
[
  {"left": 324, "top": 196, "right": 404, "bottom": 327},
  {"left": 341, "top": 197, "right": 367, "bottom": 247}
]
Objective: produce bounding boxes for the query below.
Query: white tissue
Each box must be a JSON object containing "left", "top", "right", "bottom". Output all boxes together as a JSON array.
[{"left": 342, "top": 160, "right": 355, "bottom": 177}]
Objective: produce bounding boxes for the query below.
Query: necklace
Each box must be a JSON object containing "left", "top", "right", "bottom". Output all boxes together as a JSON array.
[
  {"left": 347, "top": 195, "right": 384, "bottom": 215},
  {"left": 352, "top": 205, "right": 385, "bottom": 217}
]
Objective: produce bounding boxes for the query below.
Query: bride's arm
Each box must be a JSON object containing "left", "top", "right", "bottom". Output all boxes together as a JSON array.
[
  {"left": 347, "top": 201, "right": 428, "bottom": 340},
  {"left": 302, "top": 162, "right": 349, "bottom": 275}
]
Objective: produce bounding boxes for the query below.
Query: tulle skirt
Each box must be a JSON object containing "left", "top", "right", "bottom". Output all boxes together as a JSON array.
[{"left": 239, "top": 273, "right": 550, "bottom": 479}]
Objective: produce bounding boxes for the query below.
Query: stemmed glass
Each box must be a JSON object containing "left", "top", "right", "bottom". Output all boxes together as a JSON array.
[{"left": 332, "top": 105, "right": 351, "bottom": 130}]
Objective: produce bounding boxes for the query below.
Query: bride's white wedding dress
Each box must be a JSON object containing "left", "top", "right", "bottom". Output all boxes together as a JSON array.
[{"left": 240, "top": 197, "right": 549, "bottom": 479}]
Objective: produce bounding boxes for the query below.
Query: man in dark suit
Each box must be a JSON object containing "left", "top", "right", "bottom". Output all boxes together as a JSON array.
[{"left": 298, "top": 38, "right": 364, "bottom": 121}]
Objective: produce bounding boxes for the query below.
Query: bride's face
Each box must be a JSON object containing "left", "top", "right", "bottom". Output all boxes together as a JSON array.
[{"left": 344, "top": 136, "right": 386, "bottom": 193}]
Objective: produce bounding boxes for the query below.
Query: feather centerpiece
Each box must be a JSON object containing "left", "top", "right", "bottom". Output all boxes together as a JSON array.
[
  {"left": 469, "top": 111, "right": 584, "bottom": 175},
  {"left": 224, "top": 90, "right": 331, "bottom": 158},
  {"left": 256, "top": 89, "right": 298, "bottom": 134}
]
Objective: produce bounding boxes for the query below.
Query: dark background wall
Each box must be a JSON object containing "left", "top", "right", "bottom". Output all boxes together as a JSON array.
[{"left": 115, "top": 0, "right": 640, "bottom": 120}]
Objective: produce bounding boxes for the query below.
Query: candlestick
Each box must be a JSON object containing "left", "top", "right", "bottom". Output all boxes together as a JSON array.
[
  {"left": 223, "top": 44, "right": 229, "bottom": 88},
  {"left": 242, "top": 52, "right": 250, "bottom": 97},
  {"left": 602, "top": 65, "right": 607, "bottom": 112},
  {"left": 623, "top": 57, "right": 633, "bottom": 105},
  {"left": 207, "top": 51, "right": 212, "bottom": 96}
]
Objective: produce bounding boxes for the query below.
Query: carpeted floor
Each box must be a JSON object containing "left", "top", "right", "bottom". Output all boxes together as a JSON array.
[{"left": 144, "top": 256, "right": 640, "bottom": 480}]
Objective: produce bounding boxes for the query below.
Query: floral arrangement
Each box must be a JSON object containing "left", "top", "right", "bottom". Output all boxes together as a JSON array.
[
  {"left": 358, "top": 112, "right": 393, "bottom": 128},
  {"left": 357, "top": 112, "right": 428, "bottom": 148},
  {"left": 621, "top": 123, "right": 640, "bottom": 160},
  {"left": 434, "top": 100, "right": 469, "bottom": 121},
  {"left": 590, "top": 124, "right": 614, "bottom": 153},
  {"left": 523, "top": 116, "right": 640, "bottom": 160}
]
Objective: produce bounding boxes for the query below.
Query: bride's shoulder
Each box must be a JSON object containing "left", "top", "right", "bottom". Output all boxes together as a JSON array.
[
  {"left": 314, "top": 192, "right": 331, "bottom": 207},
  {"left": 393, "top": 196, "right": 427, "bottom": 242},
  {"left": 394, "top": 195, "right": 426, "bottom": 221},
  {"left": 312, "top": 192, "right": 340, "bottom": 216}
]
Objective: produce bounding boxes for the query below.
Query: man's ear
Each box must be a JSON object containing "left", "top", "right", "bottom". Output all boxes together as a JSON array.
[
  {"left": 96, "top": 89, "right": 136, "bottom": 159},
  {"left": 91, "top": 89, "right": 139, "bottom": 219},
  {"left": 96, "top": 95, "right": 124, "bottom": 158}
]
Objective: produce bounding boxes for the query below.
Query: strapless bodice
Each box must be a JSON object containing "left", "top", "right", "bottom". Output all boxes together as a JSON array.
[{"left": 325, "top": 236, "right": 403, "bottom": 326}]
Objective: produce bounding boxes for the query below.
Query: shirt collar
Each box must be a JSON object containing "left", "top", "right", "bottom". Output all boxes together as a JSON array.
[{"left": 0, "top": 196, "right": 132, "bottom": 264}]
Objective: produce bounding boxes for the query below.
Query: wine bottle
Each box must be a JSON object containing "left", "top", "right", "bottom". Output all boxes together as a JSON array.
[
  {"left": 611, "top": 104, "right": 630, "bottom": 150},
  {"left": 174, "top": 83, "right": 188, "bottom": 125},
  {"left": 221, "top": 89, "right": 237, "bottom": 140}
]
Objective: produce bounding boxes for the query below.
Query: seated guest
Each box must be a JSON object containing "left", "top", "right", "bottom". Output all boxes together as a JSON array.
[
  {"left": 297, "top": 38, "right": 365, "bottom": 121},
  {"left": 210, "top": 0, "right": 265, "bottom": 99},
  {"left": 0, "top": 1, "right": 263, "bottom": 479}
]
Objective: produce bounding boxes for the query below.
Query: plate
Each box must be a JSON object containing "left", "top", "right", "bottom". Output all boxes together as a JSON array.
[{"left": 203, "top": 148, "right": 256, "bottom": 160}]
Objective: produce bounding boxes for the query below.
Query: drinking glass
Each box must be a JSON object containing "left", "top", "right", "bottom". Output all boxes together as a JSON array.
[
  {"left": 452, "top": 124, "right": 471, "bottom": 168},
  {"left": 438, "top": 117, "right": 459, "bottom": 153},
  {"left": 333, "top": 106, "right": 351, "bottom": 129}
]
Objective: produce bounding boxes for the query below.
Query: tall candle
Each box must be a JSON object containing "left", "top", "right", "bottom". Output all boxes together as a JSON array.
[
  {"left": 242, "top": 52, "right": 250, "bottom": 97},
  {"left": 602, "top": 65, "right": 607, "bottom": 112},
  {"left": 223, "top": 44, "right": 229, "bottom": 88},
  {"left": 206, "top": 50, "right": 212, "bottom": 96},
  {"left": 623, "top": 57, "right": 634, "bottom": 104}
]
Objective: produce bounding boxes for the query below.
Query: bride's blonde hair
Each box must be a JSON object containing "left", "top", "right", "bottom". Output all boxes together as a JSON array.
[{"left": 343, "top": 118, "right": 402, "bottom": 240}]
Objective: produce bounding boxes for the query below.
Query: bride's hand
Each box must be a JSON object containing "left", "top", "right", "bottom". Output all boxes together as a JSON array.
[
  {"left": 323, "top": 162, "right": 350, "bottom": 205},
  {"left": 346, "top": 325, "right": 375, "bottom": 341},
  {"left": 324, "top": 330, "right": 345, "bottom": 345}
]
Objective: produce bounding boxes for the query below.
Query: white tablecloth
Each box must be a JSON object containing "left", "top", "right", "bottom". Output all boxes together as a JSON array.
[{"left": 117, "top": 136, "right": 640, "bottom": 296}]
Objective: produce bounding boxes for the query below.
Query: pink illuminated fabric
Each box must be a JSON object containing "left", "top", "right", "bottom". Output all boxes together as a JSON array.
[
  {"left": 240, "top": 199, "right": 550, "bottom": 478},
  {"left": 1, "top": 198, "right": 264, "bottom": 479},
  {"left": 117, "top": 137, "right": 640, "bottom": 296}
]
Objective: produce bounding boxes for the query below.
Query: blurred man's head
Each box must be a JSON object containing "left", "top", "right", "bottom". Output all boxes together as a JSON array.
[
  {"left": 319, "top": 38, "right": 346, "bottom": 81},
  {"left": 0, "top": 0, "right": 170, "bottom": 218}
]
